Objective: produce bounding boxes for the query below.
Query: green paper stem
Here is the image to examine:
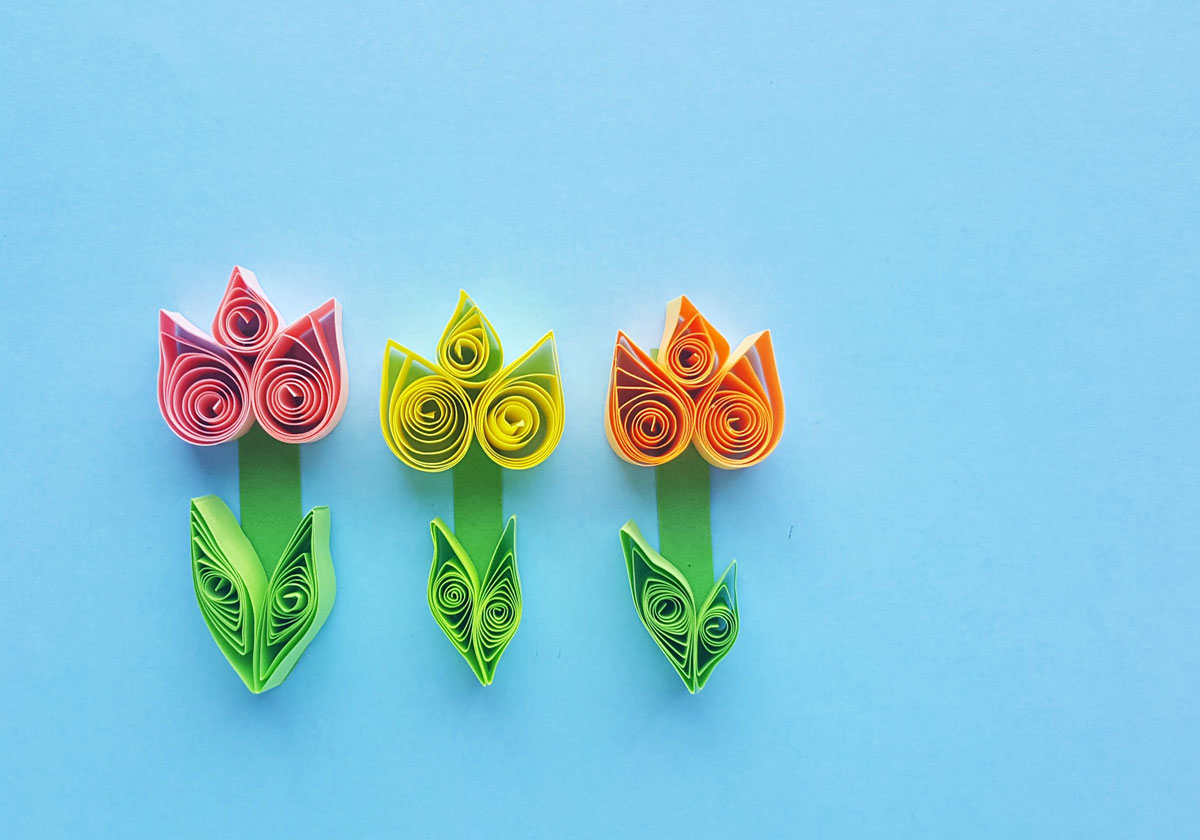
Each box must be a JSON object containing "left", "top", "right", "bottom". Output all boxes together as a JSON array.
[
  {"left": 237, "top": 424, "right": 302, "bottom": 575},
  {"left": 655, "top": 444, "right": 715, "bottom": 597},
  {"left": 620, "top": 347, "right": 736, "bottom": 693},
  {"left": 434, "top": 444, "right": 520, "bottom": 685},
  {"left": 452, "top": 442, "right": 504, "bottom": 570},
  {"left": 651, "top": 343, "right": 713, "bottom": 596}
]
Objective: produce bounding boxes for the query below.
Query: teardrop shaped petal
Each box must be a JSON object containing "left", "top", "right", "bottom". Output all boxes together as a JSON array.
[
  {"left": 436, "top": 290, "right": 504, "bottom": 390},
  {"left": 658, "top": 295, "right": 730, "bottom": 393},
  {"left": 211, "top": 266, "right": 284, "bottom": 361},
  {"left": 158, "top": 310, "right": 254, "bottom": 446},
  {"left": 693, "top": 330, "right": 784, "bottom": 469},
  {"left": 474, "top": 332, "right": 564, "bottom": 469},
  {"left": 380, "top": 341, "right": 473, "bottom": 471},
  {"left": 251, "top": 299, "right": 349, "bottom": 444},
  {"left": 605, "top": 332, "right": 694, "bottom": 466}
]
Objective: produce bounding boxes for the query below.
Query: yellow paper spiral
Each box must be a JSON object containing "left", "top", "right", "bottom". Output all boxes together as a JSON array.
[
  {"left": 381, "top": 341, "right": 474, "bottom": 472},
  {"left": 381, "top": 296, "right": 564, "bottom": 472}
]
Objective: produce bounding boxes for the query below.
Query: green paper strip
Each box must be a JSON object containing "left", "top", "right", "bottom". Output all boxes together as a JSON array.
[
  {"left": 428, "top": 515, "right": 521, "bottom": 685},
  {"left": 453, "top": 443, "right": 504, "bottom": 570},
  {"left": 655, "top": 445, "right": 714, "bottom": 599},
  {"left": 237, "top": 424, "right": 302, "bottom": 573},
  {"left": 190, "top": 495, "right": 336, "bottom": 693},
  {"left": 422, "top": 442, "right": 520, "bottom": 685},
  {"left": 621, "top": 520, "right": 738, "bottom": 693}
]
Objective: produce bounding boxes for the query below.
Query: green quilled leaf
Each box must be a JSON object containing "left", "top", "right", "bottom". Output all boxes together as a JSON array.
[
  {"left": 620, "top": 520, "right": 738, "bottom": 693},
  {"left": 428, "top": 515, "right": 521, "bottom": 686},
  {"left": 190, "top": 495, "right": 336, "bottom": 693}
]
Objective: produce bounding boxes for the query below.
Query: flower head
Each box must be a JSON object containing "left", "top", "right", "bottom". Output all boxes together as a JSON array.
[
  {"left": 606, "top": 296, "right": 783, "bottom": 469},
  {"left": 158, "top": 267, "right": 348, "bottom": 445},
  {"left": 381, "top": 292, "right": 564, "bottom": 472}
]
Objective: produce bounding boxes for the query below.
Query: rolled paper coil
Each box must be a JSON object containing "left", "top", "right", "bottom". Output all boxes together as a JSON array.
[
  {"left": 692, "top": 330, "right": 784, "bottom": 469},
  {"left": 605, "top": 331, "right": 694, "bottom": 466},
  {"left": 381, "top": 342, "right": 474, "bottom": 471},
  {"left": 474, "top": 332, "right": 563, "bottom": 470},
  {"left": 211, "top": 266, "right": 284, "bottom": 358},
  {"left": 437, "top": 291, "right": 504, "bottom": 390},
  {"left": 252, "top": 299, "right": 349, "bottom": 444},
  {"left": 158, "top": 310, "right": 254, "bottom": 446},
  {"left": 658, "top": 295, "right": 730, "bottom": 393}
]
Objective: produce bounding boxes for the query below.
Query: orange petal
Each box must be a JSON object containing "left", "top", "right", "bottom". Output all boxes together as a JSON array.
[
  {"left": 657, "top": 295, "right": 730, "bottom": 393},
  {"left": 605, "top": 331, "right": 694, "bottom": 466},
  {"left": 693, "top": 330, "right": 784, "bottom": 469}
]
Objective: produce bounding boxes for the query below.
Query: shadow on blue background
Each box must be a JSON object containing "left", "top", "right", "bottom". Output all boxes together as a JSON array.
[{"left": 1, "top": 2, "right": 1197, "bottom": 838}]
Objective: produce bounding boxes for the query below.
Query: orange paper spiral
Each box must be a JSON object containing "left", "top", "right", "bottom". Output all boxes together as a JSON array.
[
  {"left": 605, "top": 331, "right": 695, "bottom": 466},
  {"left": 693, "top": 330, "right": 784, "bottom": 469},
  {"left": 605, "top": 297, "right": 784, "bottom": 469}
]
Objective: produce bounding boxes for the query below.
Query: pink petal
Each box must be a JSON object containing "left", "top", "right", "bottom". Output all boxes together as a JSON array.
[
  {"left": 251, "top": 299, "right": 348, "bottom": 443},
  {"left": 211, "top": 266, "right": 284, "bottom": 362},
  {"left": 158, "top": 310, "right": 254, "bottom": 446}
]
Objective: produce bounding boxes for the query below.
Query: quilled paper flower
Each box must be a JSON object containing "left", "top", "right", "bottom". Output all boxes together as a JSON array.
[
  {"left": 159, "top": 266, "right": 347, "bottom": 693},
  {"left": 380, "top": 291, "right": 564, "bottom": 685},
  {"left": 607, "top": 295, "right": 784, "bottom": 692},
  {"left": 605, "top": 295, "right": 783, "bottom": 469}
]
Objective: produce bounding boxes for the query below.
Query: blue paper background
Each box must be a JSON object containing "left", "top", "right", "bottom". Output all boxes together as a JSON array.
[{"left": 2, "top": 2, "right": 1197, "bottom": 837}]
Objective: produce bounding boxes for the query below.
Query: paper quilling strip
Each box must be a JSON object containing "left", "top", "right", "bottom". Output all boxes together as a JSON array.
[
  {"left": 380, "top": 292, "right": 564, "bottom": 685},
  {"left": 158, "top": 266, "right": 347, "bottom": 693},
  {"left": 606, "top": 295, "right": 783, "bottom": 692}
]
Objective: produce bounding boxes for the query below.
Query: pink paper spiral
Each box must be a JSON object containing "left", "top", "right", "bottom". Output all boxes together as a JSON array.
[
  {"left": 250, "top": 299, "right": 348, "bottom": 444},
  {"left": 211, "top": 266, "right": 284, "bottom": 359},
  {"left": 157, "top": 310, "right": 254, "bottom": 446}
]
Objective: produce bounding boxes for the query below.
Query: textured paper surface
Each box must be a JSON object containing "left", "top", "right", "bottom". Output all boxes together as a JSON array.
[
  {"left": 454, "top": 443, "right": 505, "bottom": 569},
  {"left": 238, "top": 425, "right": 303, "bottom": 572},
  {"left": 655, "top": 445, "right": 714, "bottom": 599}
]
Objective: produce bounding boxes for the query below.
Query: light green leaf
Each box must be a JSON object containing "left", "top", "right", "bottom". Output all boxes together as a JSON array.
[
  {"left": 620, "top": 520, "right": 739, "bottom": 693},
  {"left": 190, "top": 496, "right": 268, "bottom": 692},
  {"left": 427, "top": 516, "right": 522, "bottom": 686},
  {"left": 190, "top": 496, "right": 335, "bottom": 693},
  {"left": 255, "top": 507, "right": 337, "bottom": 692}
]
